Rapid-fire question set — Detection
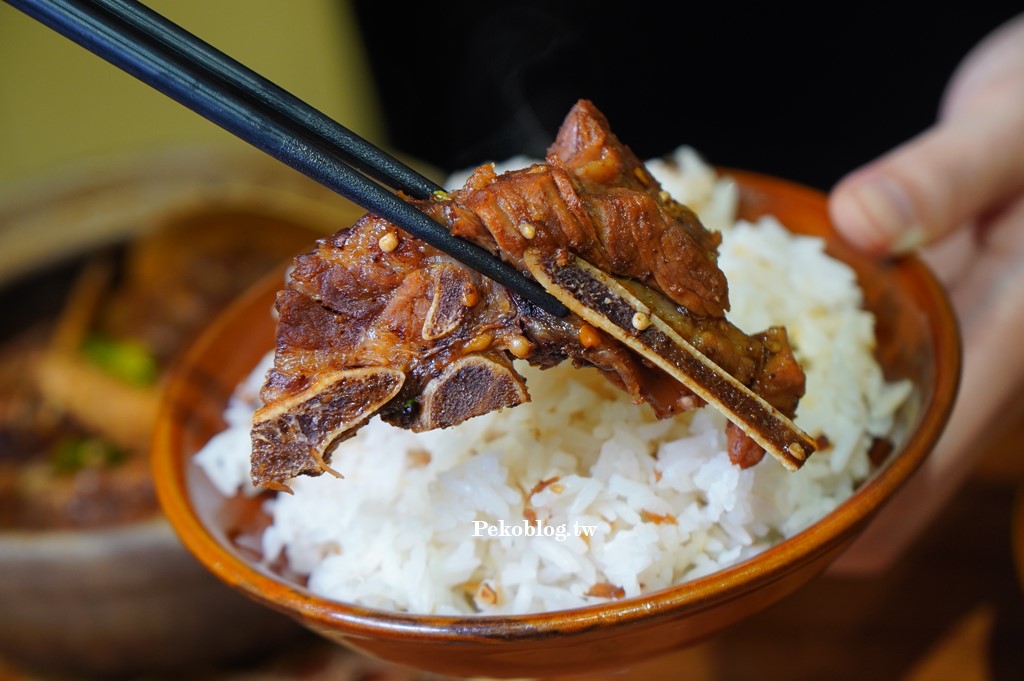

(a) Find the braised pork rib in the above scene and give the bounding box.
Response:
[251,100,813,489]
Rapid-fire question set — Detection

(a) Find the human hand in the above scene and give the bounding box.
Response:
[828,14,1024,574]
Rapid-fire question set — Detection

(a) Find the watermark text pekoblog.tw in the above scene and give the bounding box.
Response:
[471,519,597,543]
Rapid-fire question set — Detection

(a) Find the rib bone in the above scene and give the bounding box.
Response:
[251,366,405,487]
[524,249,816,471]
[413,354,529,431]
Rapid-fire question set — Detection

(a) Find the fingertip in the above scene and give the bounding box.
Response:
[828,179,894,256]
[829,174,925,256]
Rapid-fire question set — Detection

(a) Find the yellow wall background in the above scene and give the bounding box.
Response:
[0,0,384,186]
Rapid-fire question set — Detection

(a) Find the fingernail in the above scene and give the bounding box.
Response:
[850,177,925,254]
[890,224,928,254]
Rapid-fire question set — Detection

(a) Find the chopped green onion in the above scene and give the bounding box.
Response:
[81,334,158,385]
[51,436,126,474]
[401,397,419,417]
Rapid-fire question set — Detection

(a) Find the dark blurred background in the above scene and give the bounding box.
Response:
[353,2,1021,190]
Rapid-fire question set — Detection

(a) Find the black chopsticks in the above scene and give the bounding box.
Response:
[85,0,443,202]
[6,0,569,317]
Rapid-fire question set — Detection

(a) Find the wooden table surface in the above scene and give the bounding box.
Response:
[3,418,1022,681]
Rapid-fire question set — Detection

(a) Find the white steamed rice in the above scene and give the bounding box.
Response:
[195,148,912,615]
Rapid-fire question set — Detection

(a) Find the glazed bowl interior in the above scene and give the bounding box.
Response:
[153,170,960,679]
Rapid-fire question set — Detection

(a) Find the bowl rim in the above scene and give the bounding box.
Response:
[152,169,960,640]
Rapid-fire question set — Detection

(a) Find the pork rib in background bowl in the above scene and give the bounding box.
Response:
[0,148,369,677]
[152,164,960,679]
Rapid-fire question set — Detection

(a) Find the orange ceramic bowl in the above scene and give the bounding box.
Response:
[152,170,960,679]
[1014,485,1024,591]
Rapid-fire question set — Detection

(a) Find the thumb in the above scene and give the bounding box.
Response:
[829,108,1024,255]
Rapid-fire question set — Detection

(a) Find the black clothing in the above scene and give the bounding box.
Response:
[353,3,1019,190]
